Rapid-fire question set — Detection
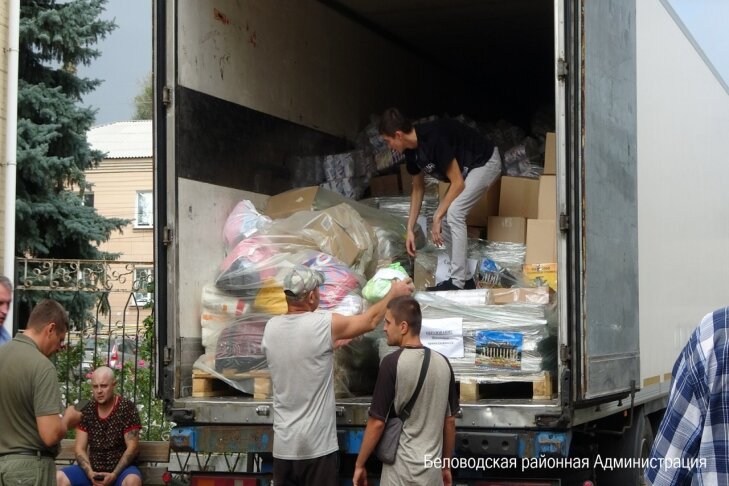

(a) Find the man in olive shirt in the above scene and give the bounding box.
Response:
[0,299,82,485]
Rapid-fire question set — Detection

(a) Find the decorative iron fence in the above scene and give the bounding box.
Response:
[16,258,170,441]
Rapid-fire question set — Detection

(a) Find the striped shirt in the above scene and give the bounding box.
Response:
[645,307,729,485]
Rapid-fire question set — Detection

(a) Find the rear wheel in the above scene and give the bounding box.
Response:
[596,408,653,485]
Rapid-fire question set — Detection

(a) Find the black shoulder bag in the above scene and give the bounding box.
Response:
[375,347,431,464]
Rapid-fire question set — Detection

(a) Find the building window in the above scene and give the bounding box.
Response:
[82,193,94,208]
[135,191,153,228]
[133,267,153,306]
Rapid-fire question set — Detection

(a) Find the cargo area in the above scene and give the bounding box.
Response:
[163,0,564,425]
[154,1,729,479]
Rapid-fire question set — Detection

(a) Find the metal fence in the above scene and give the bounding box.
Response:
[16,258,169,441]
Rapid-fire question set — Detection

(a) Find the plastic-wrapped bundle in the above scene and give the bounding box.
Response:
[483,120,522,157]
[288,154,326,186]
[360,191,438,237]
[322,150,373,181]
[217,247,364,312]
[201,284,254,319]
[194,312,272,397]
[320,177,369,200]
[330,293,368,316]
[503,137,542,178]
[222,200,273,251]
[355,116,405,174]
[195,311,382,398]
[415,292,557,379]
[297,252,365,310]
[413,241,526,290]
[214,315,269,373]
[272,187,426,266]
[266,204,378,277]
[469,240,527,288]
[216,236,283,294]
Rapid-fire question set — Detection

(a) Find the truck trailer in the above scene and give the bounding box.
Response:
[153,0,729,483]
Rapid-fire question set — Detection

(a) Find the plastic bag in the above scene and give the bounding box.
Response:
[362,263,410,303]
[222,200,272,250]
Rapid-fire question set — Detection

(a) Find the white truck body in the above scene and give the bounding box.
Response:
[154,0,729,481]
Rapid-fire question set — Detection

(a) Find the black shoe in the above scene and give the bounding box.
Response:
[463,278,476,290]
[426,278,461,291]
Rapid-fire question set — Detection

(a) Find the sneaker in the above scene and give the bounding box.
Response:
[426,279,461,291]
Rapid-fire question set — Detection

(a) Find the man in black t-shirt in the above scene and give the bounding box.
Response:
[379,108,502,291]
[57,367,142,486]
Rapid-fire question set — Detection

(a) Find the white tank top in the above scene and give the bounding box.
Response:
[262,311,338,459]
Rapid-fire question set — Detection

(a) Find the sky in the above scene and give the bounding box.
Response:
[668,0,729,86]
[78,0,727,127]
[79,0,152,127]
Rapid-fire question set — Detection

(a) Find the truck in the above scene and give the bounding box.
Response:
[153,0,729,483]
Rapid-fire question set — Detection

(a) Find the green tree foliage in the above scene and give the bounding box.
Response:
[17,0,130,325]
[133,72,153,120]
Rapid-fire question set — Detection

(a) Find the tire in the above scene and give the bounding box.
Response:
[596,408,654,485]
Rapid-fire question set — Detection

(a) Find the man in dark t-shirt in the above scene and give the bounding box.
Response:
[379,108,502,291]
[57,366,142,486]
[353,296,459,485]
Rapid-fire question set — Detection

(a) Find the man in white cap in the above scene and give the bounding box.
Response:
[261,265,414,486]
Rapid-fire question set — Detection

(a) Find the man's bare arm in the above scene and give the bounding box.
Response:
[110,428,140,479]
[36,406,82,447]
[73,429,94,477]
[331,279,414,341]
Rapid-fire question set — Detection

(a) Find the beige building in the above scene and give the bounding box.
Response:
[86,120,153,324]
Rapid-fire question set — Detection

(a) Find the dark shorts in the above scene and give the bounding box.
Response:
[273,450,339,486]
[60,465,142,486]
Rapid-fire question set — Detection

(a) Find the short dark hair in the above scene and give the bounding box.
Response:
[387,295,422,335]
[379,108,412,136]
[27,299,69,333]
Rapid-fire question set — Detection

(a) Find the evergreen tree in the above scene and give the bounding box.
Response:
[133,72,153,120]
[17,0,130,327]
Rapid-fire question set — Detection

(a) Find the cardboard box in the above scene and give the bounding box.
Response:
[537,175,557,220]
[302,209,361,266]
[439,177,501,226]
[400,163,413,195]
[525,219,557,264]
[264,187,322,219]
[544,132,556,175]
[499,176,540,219]
[487,216,526,243]
[491,287,551,305]
[523,263,557,291]
[369,174,400,196]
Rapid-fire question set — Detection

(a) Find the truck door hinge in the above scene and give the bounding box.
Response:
[161,86,172,107]
[557,59,569,81]
[559,213,570,232]
[163,346,172,365]
[162,226,173,246]
[560,344,572,362]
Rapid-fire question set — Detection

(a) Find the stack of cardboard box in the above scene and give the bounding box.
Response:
[485,132,557,290]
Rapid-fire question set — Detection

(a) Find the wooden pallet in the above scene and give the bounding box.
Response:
[192,369,271,399]
[458,371,553,401]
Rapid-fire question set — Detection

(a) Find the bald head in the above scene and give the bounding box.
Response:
[91,366,117,406]
[92,366,115,383]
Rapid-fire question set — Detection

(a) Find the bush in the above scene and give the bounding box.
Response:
[56,309,171,441]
